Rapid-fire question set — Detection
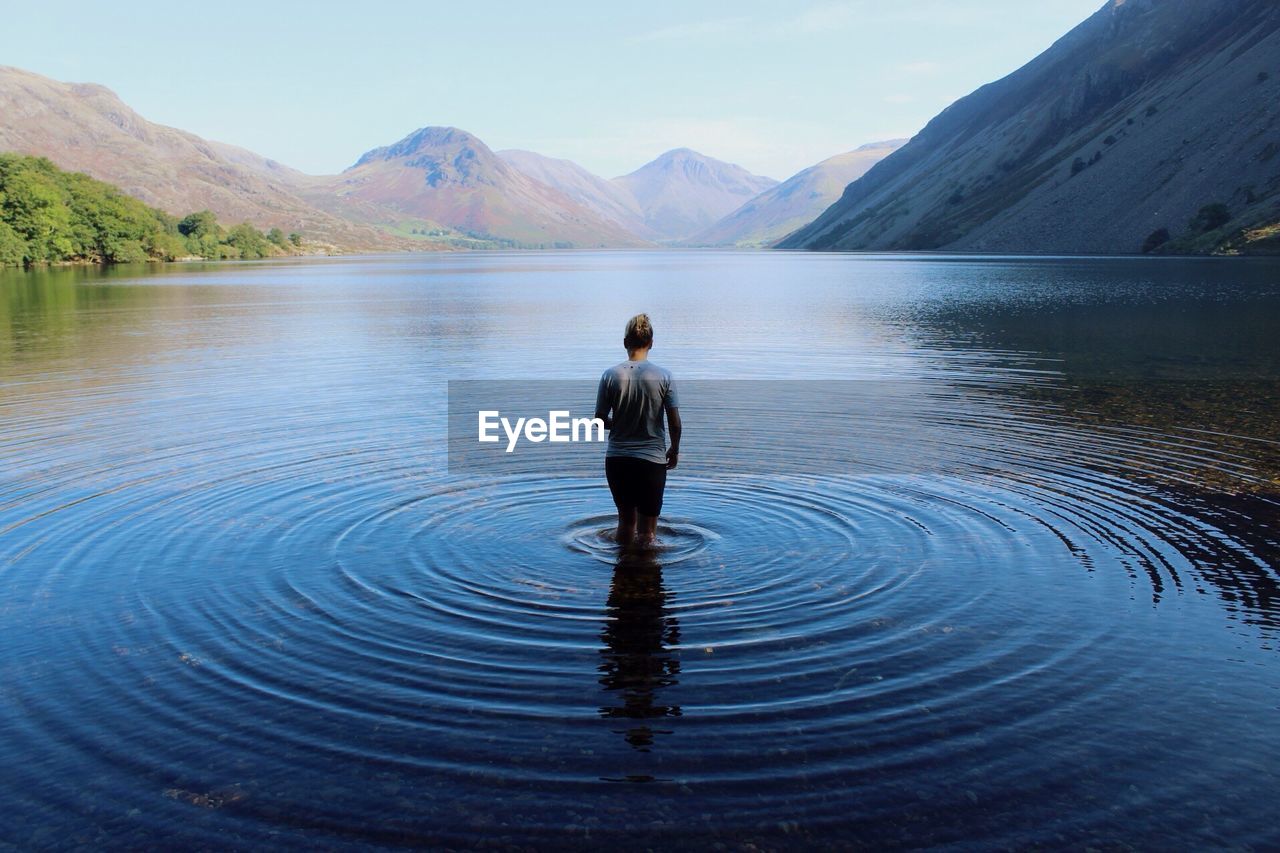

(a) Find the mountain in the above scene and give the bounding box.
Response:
[0,67,649,251]
[0,65,401,251]
[689,140,905,247]
[498,149,654,239]
[781,0,1280,255]
[613,149,778,242]
[298,128,649,248]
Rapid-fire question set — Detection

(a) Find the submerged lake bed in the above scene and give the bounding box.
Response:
[1,251,1277,849]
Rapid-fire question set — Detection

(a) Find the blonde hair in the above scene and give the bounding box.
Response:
[624,313,653,351]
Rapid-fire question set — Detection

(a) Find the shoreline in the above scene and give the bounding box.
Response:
[5,243,1280,273]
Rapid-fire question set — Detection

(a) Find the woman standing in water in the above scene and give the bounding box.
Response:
[594,314,681,550]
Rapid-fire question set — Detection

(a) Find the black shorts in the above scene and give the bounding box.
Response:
[605,456,668,517]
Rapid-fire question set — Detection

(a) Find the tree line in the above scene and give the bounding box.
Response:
[0,153,302,268]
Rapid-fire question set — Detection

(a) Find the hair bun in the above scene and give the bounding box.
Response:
[624,313,654,350]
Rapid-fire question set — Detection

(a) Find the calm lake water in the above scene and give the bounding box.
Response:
[1,251,1277,849]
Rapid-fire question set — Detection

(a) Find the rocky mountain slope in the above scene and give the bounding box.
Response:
[0,65,403,251]
[613,149,778,242]
[689,140,904,247]
[781,0,1280,255]
[498,149,654,239]
[295,128,649,248]
[0,67,650,250]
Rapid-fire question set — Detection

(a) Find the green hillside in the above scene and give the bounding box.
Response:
[0,153,300,268]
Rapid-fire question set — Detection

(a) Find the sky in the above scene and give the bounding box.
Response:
[7,0,1105,181]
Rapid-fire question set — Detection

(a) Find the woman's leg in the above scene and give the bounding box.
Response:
[634,512,659,549]
[632,461,668,549]
[615,506,637,545]
[605,457,637,545]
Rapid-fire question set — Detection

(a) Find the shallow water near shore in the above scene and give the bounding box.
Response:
[1,251,1278,849]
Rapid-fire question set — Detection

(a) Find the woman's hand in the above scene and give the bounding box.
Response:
[665,407,681,470]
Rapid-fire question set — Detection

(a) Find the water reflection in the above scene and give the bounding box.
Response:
[598,551,682,759]
[2,253,1279,847]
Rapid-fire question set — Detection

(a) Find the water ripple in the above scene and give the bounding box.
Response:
[2,255,1278,848]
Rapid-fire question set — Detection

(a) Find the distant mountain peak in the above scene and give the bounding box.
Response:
[688,140,905,247]
[347,126,505,190]
[352,126,480,169]
[613,149,779,241]
[631,147,774,181]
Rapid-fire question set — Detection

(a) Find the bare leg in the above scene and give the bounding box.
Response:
[615,506,636,547]
[633,513,659,550]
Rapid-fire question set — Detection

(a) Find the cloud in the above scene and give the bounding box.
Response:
[632,16,754,43]
[632,2,869,45]
[788,2,862,34]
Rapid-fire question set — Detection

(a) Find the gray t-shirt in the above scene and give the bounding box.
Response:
[595,360,679,464]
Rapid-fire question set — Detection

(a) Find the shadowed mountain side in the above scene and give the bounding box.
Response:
[613,148,778,242]
[498,149,656,240]
[687,140,905,247]
[779,0,1280,255]
[0,66,409,252]
[296,128,651,248]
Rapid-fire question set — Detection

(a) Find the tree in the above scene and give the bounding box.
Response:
[146,231,189,261]
[187,232,223,259]
[0,220,26,266]
[178,210,221,239]
[288,232,303,247]
[0,154,268,267]
[267,227,289,249]
[1141,228,1170,254]
[1190,203,1231,234]
[100,237,150,263]
[226,222,274,259]
[0,157,75,262]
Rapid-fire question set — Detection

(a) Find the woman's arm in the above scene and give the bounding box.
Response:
[665,406,681,469]
[594,373,613,430]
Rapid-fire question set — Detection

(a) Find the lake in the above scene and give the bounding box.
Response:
[1,251,1277,849]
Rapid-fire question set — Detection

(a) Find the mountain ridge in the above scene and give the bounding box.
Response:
[497,148,654,238]
[688,140,905,247]
[0,65,405,252]
[296,126,650,248]
[780,0,1280,254]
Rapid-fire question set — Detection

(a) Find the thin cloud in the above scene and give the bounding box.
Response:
[632,3,868,45]
[631,16,754,43]
[788,2,862,34]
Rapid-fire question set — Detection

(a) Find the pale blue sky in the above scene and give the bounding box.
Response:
[9,0,1104,180]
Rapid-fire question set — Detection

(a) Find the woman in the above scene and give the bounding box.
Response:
[594,313,681,550]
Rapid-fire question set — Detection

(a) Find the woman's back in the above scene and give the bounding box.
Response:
[597,359,678,465]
